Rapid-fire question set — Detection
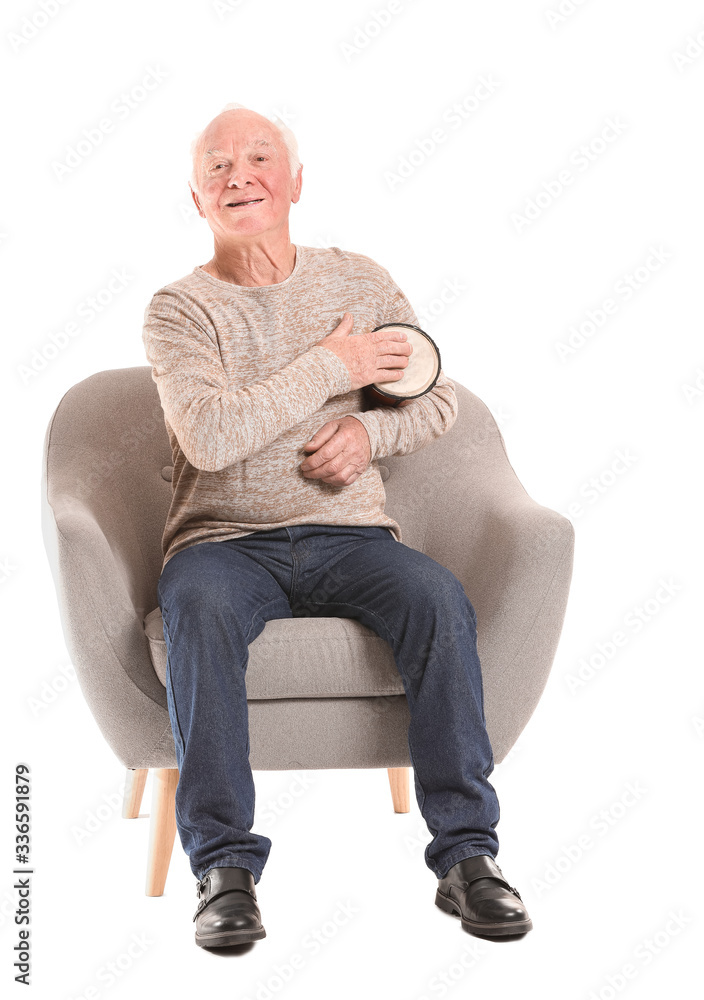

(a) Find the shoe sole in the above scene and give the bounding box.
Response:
[435,889,533,937]
[196,926,266,948]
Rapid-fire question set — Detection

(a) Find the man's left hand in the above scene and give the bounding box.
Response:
[300,415,371,487]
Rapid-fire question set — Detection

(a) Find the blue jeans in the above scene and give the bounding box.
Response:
[157,524,500,883]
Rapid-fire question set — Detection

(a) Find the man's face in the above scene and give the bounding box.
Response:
[190,110,302,240]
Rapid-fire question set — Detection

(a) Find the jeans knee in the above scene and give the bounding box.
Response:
[159,568,225,618]
[425,567,476,627]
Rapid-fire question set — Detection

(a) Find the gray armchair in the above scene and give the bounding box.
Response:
[41,367,574,896]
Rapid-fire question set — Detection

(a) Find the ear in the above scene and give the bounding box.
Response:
[291,164,303,205]
[189,183,206,218]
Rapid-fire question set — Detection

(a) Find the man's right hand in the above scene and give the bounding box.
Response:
[316,313,413,392]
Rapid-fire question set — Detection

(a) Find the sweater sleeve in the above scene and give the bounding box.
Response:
[142,289,353,472]
[340,270,458,462]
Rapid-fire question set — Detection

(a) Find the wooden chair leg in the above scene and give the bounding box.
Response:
[145,768,179,896]
[387,767,410,813]
[122,768,148,818]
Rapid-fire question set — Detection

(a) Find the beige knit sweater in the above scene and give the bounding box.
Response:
[142,244,458,570]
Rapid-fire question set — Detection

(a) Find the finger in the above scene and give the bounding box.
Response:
[301,451,340,477]
[380,353,409,367]
[301,439,344,472]
[376,328,408,342]
[303,464,338,480]
[302,445,348,477]
[384,339,413,355]
[303,422,338,452]
[301,462,326,479]
[321,463,360,487]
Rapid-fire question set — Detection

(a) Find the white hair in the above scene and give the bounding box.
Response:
[189,102,301,194]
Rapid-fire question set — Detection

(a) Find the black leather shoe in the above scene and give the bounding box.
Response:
[435,854,532,938]
[193,867,266,948]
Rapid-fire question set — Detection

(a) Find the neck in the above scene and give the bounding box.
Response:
[205,236,296,287]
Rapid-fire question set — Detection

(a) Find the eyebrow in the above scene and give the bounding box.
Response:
[202,138,277,161]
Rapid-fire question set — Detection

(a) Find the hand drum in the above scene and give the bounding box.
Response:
[363,323,441,408]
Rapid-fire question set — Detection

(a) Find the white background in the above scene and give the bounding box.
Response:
[3,0,703,998]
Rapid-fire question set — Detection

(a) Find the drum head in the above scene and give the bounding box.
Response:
[371,323,441,400]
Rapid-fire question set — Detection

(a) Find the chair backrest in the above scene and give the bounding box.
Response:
[41,367,493,619]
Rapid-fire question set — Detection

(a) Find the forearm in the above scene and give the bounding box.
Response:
[180,348,351,471]
[143,293,352,471]
[341,372,458,462]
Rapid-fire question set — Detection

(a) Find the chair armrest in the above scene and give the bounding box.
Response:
[407,386,573,626]
[425,480,574,661]
[41,495,171,767]
[400,387,575,759]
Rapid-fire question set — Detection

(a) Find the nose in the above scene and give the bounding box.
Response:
[227,172,250,187]
[225,158,253,187]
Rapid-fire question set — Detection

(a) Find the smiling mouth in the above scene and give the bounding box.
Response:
[227,199,264,209]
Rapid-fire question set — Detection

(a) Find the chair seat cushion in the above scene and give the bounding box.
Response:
[143,607,407,701]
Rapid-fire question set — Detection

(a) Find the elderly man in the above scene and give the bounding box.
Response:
[142,103,532,949]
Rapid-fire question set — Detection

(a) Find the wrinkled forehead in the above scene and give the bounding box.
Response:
[199,118,282,164]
